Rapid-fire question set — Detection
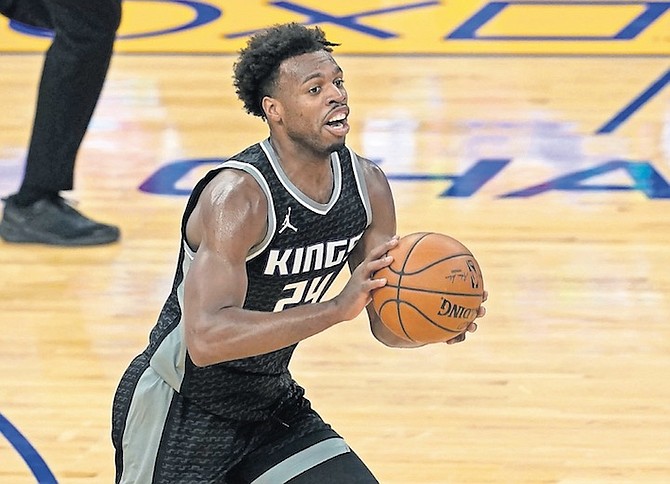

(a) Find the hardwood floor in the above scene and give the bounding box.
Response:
[1,47,669,484]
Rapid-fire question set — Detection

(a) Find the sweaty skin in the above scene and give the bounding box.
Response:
[182,50,484,367]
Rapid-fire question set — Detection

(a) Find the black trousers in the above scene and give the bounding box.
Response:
[0,0,122,193]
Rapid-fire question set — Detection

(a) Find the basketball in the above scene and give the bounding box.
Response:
[372,232,485,344]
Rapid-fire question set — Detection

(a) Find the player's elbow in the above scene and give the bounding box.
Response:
[184,321,221,367]
[185,333,214,367]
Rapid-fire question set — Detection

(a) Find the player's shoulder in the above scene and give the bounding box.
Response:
[200,165,266,213]
[206,141,268,195]
[349,150,388,184]
[229,141,266,163]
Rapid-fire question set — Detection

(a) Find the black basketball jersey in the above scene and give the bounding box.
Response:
[143,139,372,420]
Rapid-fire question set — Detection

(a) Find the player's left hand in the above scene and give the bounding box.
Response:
[446,290,487,345]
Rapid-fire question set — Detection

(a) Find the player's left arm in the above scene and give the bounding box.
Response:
[348,157,423,348]
[349,156,487,347]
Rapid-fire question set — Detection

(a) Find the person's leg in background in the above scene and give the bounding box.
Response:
[0,0,122,246]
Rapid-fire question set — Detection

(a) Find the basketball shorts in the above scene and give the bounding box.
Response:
[112,355,378,483]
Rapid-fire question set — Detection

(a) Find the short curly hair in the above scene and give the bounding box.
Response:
[233,23,339,119]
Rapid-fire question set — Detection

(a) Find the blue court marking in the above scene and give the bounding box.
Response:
[596,68,670,134]
[0,412,57,483]
[224,0,440,39]
[446,1,670,41]
[9,0,221,40]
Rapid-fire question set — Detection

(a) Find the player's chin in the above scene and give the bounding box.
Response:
[325,139,346,153]
[324,123,349,142]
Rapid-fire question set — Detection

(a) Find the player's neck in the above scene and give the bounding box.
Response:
[268,136,334,203]
[268,134,331,167]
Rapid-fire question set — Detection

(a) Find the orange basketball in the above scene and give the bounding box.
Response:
[372,232,485,344]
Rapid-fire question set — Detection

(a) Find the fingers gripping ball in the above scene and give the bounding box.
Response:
[372,232,485,344]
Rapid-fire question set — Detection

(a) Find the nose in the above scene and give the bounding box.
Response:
[328,83,346,104]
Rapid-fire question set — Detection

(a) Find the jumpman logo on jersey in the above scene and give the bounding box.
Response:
[278,206,298,234]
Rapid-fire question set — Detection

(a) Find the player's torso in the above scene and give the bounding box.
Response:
[240,139,371,314]
[154,140,372,419]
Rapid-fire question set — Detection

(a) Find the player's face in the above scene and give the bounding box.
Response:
[273,50,349,155]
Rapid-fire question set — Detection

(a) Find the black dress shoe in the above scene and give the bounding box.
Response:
[0,195,120,246]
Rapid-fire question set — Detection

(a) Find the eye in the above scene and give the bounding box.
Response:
[308,85,321,95]
[334,78,345,88]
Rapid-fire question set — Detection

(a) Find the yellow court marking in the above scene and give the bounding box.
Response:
[0,0,669,54]
[479,4,643,37]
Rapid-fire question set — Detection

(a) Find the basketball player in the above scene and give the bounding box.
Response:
[112,23,484,483]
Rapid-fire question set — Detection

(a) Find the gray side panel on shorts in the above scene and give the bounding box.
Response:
[118,366,174,484]
[251,438,351,484]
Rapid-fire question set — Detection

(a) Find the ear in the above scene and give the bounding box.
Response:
[262,96,282,122]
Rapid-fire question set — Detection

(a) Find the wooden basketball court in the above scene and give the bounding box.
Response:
[1,2,669,483]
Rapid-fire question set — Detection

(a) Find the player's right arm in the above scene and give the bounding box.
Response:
[182,168,397,367]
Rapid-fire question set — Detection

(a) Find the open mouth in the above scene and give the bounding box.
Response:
[325,111,349,130]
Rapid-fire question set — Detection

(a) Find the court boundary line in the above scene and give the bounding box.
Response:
[0,412,57,483]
